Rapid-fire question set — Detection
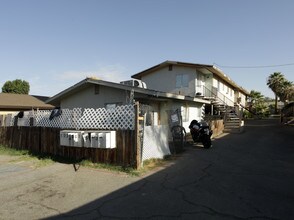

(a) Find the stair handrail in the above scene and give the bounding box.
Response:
[201,86,236,122]
[202,85,235,107]
[239,103,257,116]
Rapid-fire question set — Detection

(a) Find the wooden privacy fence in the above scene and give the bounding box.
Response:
[0,126,137,167]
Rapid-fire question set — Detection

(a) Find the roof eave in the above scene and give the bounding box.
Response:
[0,105,54,111]
[131,60,249,96]
[132,60,213,79]
[46,79,89,105]
[47,77,210,106]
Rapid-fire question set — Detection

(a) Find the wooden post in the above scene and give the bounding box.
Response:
[135,102,141,169]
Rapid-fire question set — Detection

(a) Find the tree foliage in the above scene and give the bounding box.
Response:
[277,80,294,103]
[267,72,294,113]
[247,90,269,118]
[1,79,30,94]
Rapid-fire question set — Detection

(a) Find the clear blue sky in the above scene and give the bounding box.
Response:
[0,0,293,98]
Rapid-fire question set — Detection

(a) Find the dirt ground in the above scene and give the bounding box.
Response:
[0,155,141,220]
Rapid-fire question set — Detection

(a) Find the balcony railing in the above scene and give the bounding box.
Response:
[196,85,235,107]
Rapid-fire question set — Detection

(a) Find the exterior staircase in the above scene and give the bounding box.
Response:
[223,112,243,133]
[201,86,243,133]
[211,99,227,113]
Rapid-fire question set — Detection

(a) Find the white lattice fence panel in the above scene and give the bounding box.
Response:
[35,109,74,128]
[5,111,33,126]
[17,111,34,126]
[77,105,135,130]
[71,108,83,128]
[8,113,18,126]
[142,125,171,161]
[5,105,134,130]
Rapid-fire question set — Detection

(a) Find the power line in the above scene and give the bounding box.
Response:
[213,62,294,69]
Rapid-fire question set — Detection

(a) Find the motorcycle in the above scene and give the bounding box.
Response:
[189,120,213,148]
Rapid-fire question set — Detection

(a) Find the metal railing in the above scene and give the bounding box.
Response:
[199,86,241,123]
[201,85,235,107]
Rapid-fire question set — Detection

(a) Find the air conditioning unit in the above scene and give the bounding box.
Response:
[120,79,147,89]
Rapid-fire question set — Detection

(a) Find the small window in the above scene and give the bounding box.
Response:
[105,102,122,109]
[94,85,100,94]
[169,64,173,71]
[105,103,117,109]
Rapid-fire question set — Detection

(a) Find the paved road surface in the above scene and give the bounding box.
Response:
[0,119,293,219]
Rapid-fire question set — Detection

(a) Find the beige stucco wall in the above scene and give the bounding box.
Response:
[139,65,242,107]
[60,85,128,109]
[212,77,235,106]
[158,100,203,131]
[0,111,19,115]
[234,91,247,106]
[140,65,200,97]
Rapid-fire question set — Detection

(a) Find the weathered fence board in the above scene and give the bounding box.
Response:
[0,127,136,167]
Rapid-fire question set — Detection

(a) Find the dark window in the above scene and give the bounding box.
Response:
[169,64,173,71]
[94,85,100,94]
[105,102,123,109]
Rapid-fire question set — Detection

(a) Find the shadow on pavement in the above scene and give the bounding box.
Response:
[44,119,294,220]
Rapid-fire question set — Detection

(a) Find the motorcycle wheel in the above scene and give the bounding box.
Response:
[202,136,212,149]
[191,133,197,142]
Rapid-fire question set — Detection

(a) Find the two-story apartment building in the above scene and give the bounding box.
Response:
[132,61,249,114]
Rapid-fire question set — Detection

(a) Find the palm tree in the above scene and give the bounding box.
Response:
[267,72,285,113]
[278,80,294,103]
[249,90,264,103]
[247,90,268,117]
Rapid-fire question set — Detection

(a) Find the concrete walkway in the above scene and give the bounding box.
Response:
[1,119,294,219]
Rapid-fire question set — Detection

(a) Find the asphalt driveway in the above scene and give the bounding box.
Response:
[0,119,293,220]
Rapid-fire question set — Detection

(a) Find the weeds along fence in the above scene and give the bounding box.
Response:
[0,127,136,167]
[0,104,140,168]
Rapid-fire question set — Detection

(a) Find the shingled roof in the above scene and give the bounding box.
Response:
[0,93,54,111]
